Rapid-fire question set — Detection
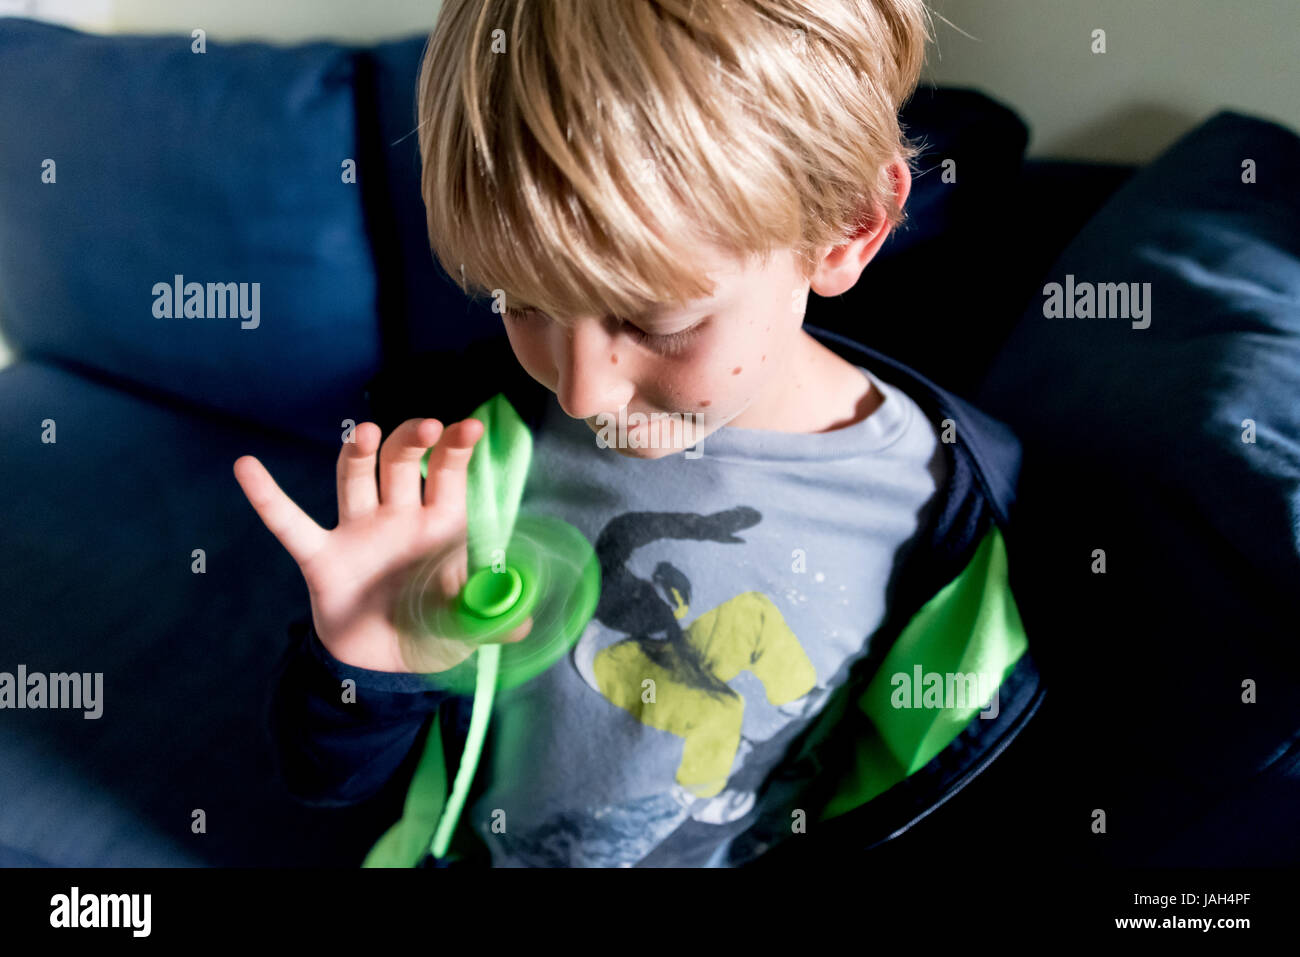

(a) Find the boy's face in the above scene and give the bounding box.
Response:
[502,244,812,460]
[502,161,910,460]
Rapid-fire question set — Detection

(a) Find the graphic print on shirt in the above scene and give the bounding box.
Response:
[574,506,818,800]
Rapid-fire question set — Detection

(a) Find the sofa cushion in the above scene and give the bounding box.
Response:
[976,110,1300,863]
[0,358,400,865]
[0,17,381,446]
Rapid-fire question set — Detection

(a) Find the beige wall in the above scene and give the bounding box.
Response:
[923,0,1300,163]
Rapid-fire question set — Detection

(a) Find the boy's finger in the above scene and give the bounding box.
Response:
[337,422,381,521]
[423,418,484,511]
[233,456,329,567]
[379,418,443,509]
[435,542,469,600]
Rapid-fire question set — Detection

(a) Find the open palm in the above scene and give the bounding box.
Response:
[234,417,531,675]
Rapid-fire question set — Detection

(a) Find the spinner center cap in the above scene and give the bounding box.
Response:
[460,565,523,619]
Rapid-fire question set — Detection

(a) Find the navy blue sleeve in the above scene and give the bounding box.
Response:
[266,614,457,808]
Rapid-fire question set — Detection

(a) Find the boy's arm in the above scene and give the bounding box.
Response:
[265,615,454,807]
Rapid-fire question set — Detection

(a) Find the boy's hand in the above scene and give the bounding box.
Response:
[233,418,532,674]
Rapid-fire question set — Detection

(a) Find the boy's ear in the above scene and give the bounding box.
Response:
[808,159,912,298]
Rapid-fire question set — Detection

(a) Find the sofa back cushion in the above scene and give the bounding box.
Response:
[0,18,381,445]
[976,110,1300,848]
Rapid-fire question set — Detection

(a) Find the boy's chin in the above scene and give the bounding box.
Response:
[603,442,683,460]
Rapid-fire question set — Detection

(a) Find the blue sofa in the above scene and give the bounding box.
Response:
[1,17,1296,867]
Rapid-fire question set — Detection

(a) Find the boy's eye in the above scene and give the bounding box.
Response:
[618,319,705,356]
[505,308,704,357]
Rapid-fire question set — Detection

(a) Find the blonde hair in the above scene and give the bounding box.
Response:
[417,0,932,324]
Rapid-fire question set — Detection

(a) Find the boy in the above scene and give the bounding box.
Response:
[236,0,1038,868]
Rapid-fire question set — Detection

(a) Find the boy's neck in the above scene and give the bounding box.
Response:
[727,329,881,434]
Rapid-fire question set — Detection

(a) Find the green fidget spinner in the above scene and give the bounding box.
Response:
[403,393,601,696]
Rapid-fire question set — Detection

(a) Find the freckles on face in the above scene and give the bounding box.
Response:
[678,347,750,425]
[688,279,795,413]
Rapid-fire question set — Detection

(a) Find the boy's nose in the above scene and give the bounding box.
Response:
[554,318,632,421]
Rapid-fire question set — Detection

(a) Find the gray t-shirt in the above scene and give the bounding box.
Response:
[466,363,947,866]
